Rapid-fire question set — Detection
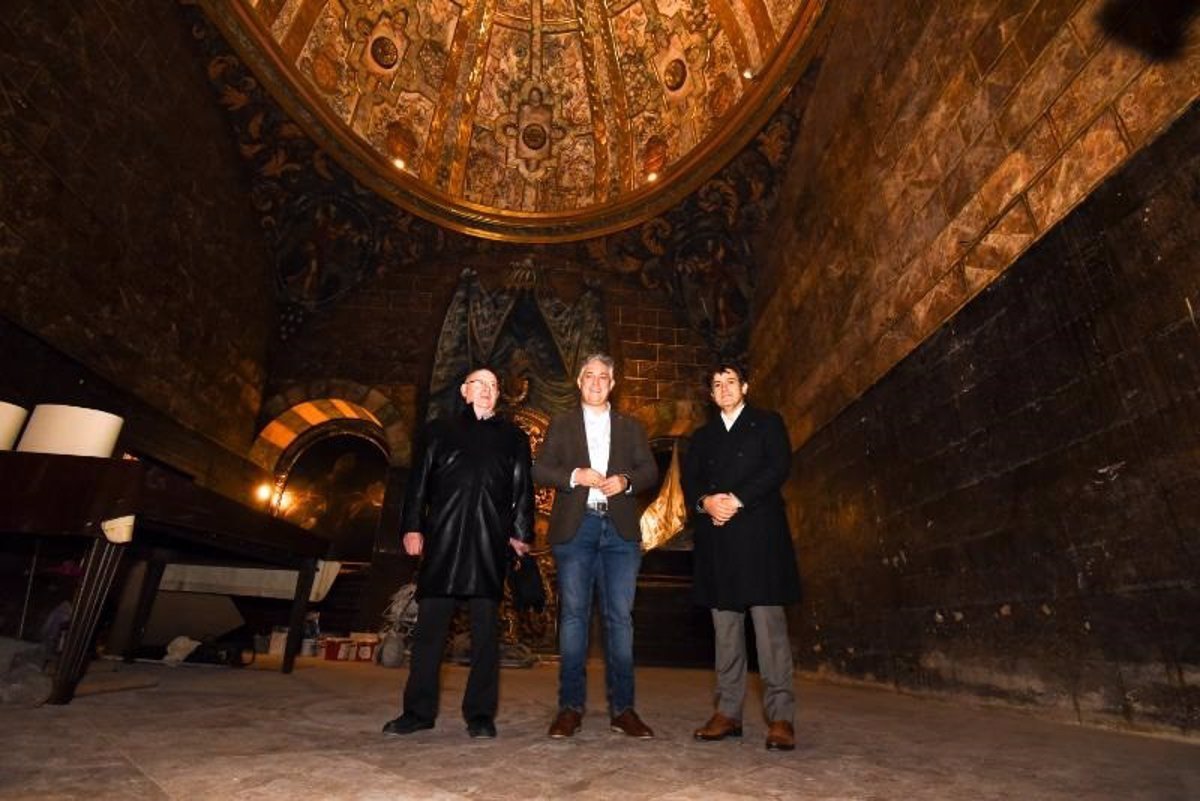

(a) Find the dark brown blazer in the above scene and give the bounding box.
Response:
[532,406,658,544]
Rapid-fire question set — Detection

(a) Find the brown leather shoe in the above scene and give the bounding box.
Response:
[765,720,795,751]
[548,708,582,738]
[693,711,743,741]
[609,708,654,739]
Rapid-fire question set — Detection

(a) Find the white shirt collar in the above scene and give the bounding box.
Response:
[582,403,610,418]
[720,403,745,431]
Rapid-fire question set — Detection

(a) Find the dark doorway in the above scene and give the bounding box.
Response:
[276,433,389,562]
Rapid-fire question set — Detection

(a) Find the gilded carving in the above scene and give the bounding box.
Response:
[641,134,668,174]
[662,57,687,91]
[216,0,824,233]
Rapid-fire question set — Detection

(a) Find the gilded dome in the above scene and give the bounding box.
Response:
[202,0,827,240]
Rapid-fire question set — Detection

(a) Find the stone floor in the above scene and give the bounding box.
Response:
[1,656,1197,800]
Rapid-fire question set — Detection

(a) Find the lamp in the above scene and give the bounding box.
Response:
[0,401,28,450]
[16,404,124,457]
[16,404,134,543]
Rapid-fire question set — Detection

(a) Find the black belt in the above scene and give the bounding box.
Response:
[585,501,608,514]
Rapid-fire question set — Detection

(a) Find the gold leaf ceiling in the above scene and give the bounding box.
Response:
[201,0,827,241]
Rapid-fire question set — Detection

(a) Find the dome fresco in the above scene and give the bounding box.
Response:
[202,0,827,241]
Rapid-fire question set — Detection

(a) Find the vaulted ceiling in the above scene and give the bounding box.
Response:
[200,0,827,241]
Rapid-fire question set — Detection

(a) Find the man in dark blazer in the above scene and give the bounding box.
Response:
[533,353,658,739]
[682,363,801,751]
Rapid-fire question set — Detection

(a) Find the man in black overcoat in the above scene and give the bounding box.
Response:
[382,367,534,739]
[682,363,801,751]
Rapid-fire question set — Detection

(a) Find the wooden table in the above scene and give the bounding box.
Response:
[0,452,331,703]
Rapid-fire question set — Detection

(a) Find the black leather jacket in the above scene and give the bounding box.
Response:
[401,408,534,600]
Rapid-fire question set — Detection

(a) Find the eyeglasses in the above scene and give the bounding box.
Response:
[466,379,499,392]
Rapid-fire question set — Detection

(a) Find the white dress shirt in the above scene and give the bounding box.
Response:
[720,402,745,431]
[580,404,610,504]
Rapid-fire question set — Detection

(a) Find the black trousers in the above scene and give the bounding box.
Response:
[402,596,499,722]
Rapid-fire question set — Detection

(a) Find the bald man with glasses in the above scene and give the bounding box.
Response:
[383,367,534,740]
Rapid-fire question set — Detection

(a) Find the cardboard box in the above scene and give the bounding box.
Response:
[268,629,289,656]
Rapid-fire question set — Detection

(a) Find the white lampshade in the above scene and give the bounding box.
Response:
[0,402,28,450]
[16,404,124,457]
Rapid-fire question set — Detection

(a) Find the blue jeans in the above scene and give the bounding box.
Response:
[553,511,641,716]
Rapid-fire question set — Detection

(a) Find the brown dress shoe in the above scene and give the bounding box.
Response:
[765,720,795,751]
[693,711,743,741]
[548,708,582,738]
[609,708,654,739]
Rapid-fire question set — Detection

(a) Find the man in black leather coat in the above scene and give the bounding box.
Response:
[382,367,534,739]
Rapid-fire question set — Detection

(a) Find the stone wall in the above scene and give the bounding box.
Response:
[0,0,275,458]
[787,99,1199,732]
[266,259,451,396]
[753,0,1200,446]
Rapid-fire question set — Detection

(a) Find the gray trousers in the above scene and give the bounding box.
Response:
[711,606,795,723]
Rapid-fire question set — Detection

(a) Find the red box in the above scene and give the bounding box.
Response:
[322,638,378,661]
[322,638,353,660]
[351,641,377,662]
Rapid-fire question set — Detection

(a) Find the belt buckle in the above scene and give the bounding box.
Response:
[588,501,608,514]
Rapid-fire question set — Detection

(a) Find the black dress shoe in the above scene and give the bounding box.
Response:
[382,713,434,736]
[466,715,497,738]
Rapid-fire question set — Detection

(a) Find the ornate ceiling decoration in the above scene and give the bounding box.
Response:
[183,2,822,360]
[197,0,827,241]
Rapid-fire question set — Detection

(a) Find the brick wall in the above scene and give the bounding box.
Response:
[606,283,710,428]
[753,0,1200,447]
[787,99,1199,732]
[269,261,707,455]
[0,1,275,457]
